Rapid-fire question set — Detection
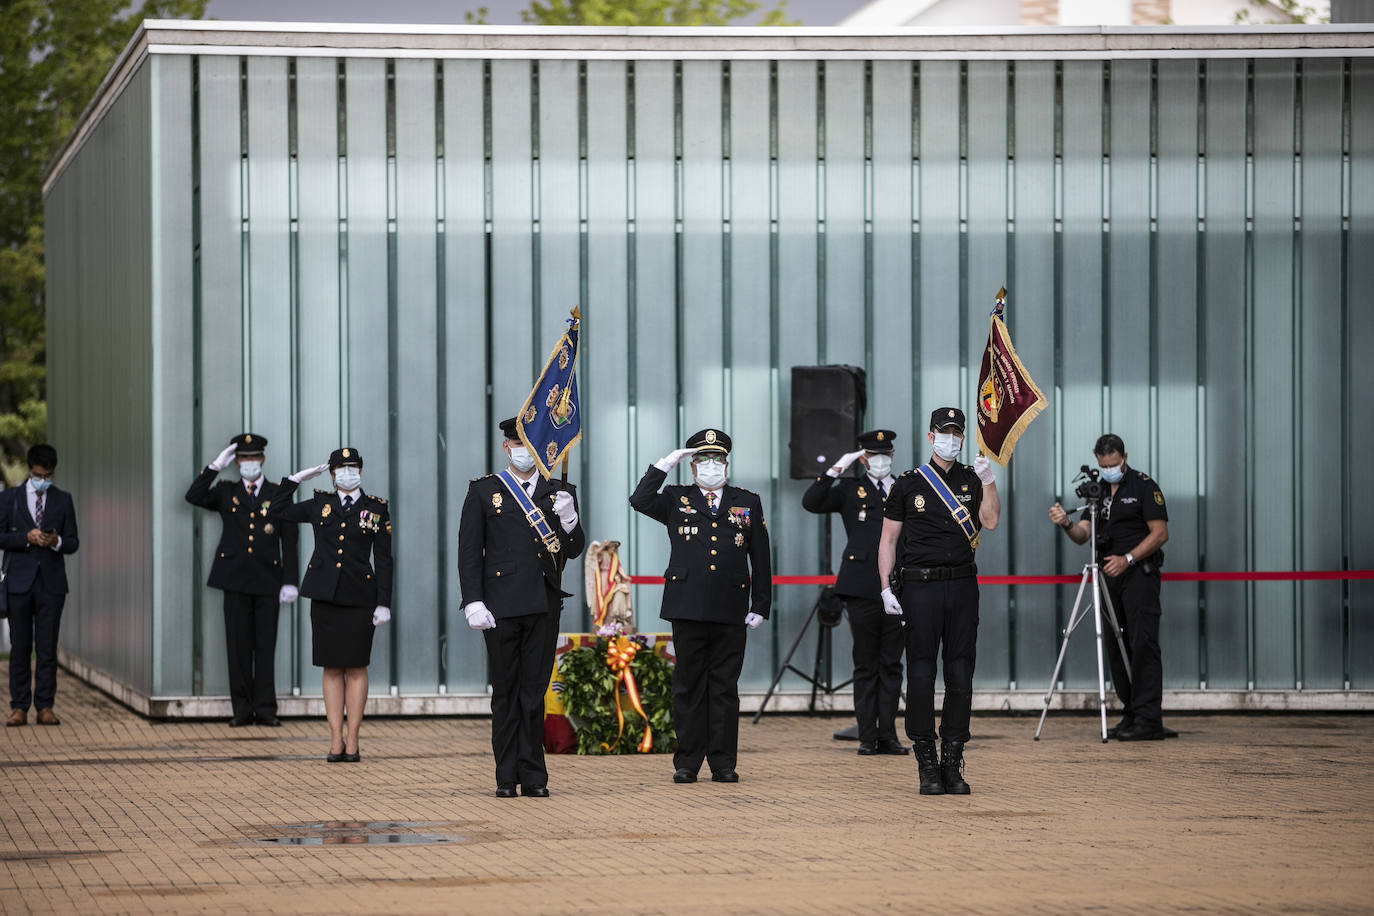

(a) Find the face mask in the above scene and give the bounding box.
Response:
[694,459,727,489]
[508,445,536,473]
[931,433,963,462]
[30,477,52,493]
[238,461,263,481]
[865,455,893,479]
[1098,463,1124,484]
[333,467,362,491]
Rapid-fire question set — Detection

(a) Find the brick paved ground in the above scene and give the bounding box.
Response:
[2,664,1372,915]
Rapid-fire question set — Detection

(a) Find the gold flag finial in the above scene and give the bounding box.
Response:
[995,286,1007,302]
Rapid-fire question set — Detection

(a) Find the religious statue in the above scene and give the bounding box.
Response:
[585,539,633,633]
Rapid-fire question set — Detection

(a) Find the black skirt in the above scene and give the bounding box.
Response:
[310,600,377,668]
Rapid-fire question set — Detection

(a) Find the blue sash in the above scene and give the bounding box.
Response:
[496,470,561,555]
[915,464,981,549]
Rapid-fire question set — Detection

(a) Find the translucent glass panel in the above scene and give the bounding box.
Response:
[49,52,1370,699]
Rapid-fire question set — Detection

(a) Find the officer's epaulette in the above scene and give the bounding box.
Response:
[729,485,759,498]
[899,468,917,477]
[314,489,332,498]
[1137,471,1152,481]
[370,495,387,505]
[470,473,495,483]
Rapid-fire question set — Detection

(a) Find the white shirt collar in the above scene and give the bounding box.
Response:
[336,487,361,501]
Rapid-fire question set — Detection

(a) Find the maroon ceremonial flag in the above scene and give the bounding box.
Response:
[976,288,1048,466]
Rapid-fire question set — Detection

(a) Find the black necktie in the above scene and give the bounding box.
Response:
[342,495,354,512]
[877,479,887,499]
[34,491,44,529]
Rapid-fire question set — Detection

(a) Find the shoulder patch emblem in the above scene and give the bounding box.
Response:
[1154,490,1164,505]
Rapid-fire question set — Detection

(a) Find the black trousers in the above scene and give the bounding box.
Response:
[670,620,747,774]
[483,609,558,788]
[844,596,904,743]
[223,591,280,720]
[900,577,980,743]
[1103,566,1164,725]
[7,585,66,711]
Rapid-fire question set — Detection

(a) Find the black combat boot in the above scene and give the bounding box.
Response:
[940,740,971,795]
[914,739,945,795]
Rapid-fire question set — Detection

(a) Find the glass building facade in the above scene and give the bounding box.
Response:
[42,23,1374,712]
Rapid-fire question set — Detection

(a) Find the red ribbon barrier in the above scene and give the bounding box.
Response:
[628,570,1374,586]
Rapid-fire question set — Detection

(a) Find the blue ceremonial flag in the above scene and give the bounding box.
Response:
[516,308,583,480]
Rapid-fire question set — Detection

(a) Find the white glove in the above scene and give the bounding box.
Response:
[745,612,764,630]
[654,447,698,472]
[288,463,329,484]
[827,449,866,477]
[464,601,496,630]
[552,490,578,533]
[372,606,390,626]
[278,585,299,603]
[208,442,238,471]
[881,588,903,616]
[973,455,996,486]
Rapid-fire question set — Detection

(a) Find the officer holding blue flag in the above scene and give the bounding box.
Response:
[877,408,1000,796]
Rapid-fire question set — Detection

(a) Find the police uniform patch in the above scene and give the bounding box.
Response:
[492,493,503,508]
[322,503,332,518]
[915,494,926,510]
[680,496,690,504]
[857,486,867,499]
[1154,490,1164,505]
[705,430,717,444]
[342,448,350,458]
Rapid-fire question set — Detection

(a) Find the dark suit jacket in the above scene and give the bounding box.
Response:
[185,467,299,596]
[629,466,771,625]
[268,481,392,608]
[0,484,80,595]
[458,474,585,618]
[801,474,889,601]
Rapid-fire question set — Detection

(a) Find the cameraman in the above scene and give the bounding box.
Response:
[1048,434,1171,742]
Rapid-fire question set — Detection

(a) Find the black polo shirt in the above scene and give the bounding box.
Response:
[883,461,984,568]
[1081,466,1168,557]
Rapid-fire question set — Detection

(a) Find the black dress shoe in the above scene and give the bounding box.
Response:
[1106,716,1134,739]
[257,715,282,727]
[710,769,740,783]
[343,746,361,762]
[521,785,550,798]
[495,784,518,798]
[1161,724,1179,738]
[672,768,698,784]
[326,748,346,763]
[875,739,910,756]
[856,741,877,756]
[228,715,253,727]
[1115,721,1167,741]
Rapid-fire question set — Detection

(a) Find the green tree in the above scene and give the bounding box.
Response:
[521,0,795,26]
[1234,0,1328,23]
[0,0,207,480]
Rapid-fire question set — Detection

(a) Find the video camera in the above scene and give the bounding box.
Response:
[1073,465,1110,502]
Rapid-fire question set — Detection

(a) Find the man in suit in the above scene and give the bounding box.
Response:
[629,428,771,784]
[4,444,80,727]
[459,417,585,798]
[185,433,300,727]
[802,428,907,756]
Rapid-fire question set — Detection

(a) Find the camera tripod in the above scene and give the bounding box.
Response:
[1033,501,1132,743]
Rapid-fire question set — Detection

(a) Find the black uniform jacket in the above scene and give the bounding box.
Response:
[801,474,888,601]
[883,462,984,569]
[268,481,392,608]
[457,474,586,618]
[629,466,772,625]
[0,485,80,595]
[1086,466,1168,563]
[185,468,299,596]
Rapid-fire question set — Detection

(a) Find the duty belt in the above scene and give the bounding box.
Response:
[901,563,978,582]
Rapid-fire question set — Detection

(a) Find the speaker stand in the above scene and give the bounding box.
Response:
[753,516,853,722]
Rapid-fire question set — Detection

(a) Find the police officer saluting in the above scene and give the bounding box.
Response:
[802,429,906,756]
[458,418,585,799]
[878,408,999,795]
[630,429,771,785]
[185,433,299,727]
[269,449,392,762]
[1049,434,1172,741]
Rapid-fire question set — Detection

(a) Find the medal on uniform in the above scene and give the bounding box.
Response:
[734,533,744,547]
[263,523,275,535]
[679,496,689,505]
[322,503,332,518]
[492,493,503,508]
[857,486,867,499]
[915,494,926,510]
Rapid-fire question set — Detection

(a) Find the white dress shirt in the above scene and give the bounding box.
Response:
[27,479,61,551]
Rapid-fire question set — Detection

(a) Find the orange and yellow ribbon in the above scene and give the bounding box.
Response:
[599,636,653,753]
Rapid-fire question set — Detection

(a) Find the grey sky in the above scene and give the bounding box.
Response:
[203,0,868,25]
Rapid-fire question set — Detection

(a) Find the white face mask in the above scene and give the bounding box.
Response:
[333,467,362,491]
[238,460,263,481]
[865,455,893,479]
[931,433,963,462]
[1098,463,1125,484]
[508,445,536,473]
[694,459,727,489]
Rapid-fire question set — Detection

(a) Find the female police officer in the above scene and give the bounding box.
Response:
[270,448,392,762]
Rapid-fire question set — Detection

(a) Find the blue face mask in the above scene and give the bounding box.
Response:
[238,460,263,481]
[334,467,362,491]
[30,477,52,493]
[1098,463,1125,484]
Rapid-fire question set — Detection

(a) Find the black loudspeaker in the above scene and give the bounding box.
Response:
[789,365,867,480]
